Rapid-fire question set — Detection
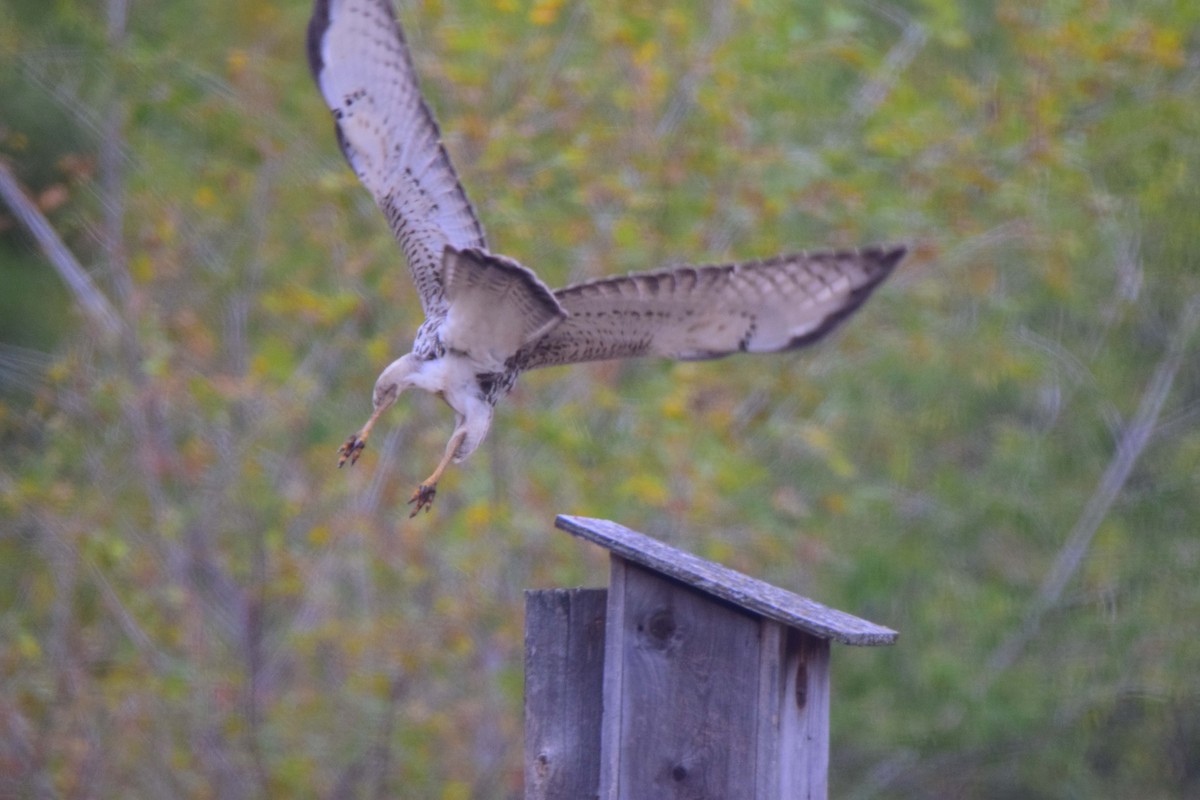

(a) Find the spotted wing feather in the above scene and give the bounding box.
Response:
[307,0,486,315]
[517,245,905,369]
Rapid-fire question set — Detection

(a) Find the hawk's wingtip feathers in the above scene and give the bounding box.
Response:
[306,0,333,81]
[307,0,487,317]
[780,244,906,351]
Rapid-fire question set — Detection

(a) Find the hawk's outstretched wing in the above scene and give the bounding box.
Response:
[517,246,905,369]
[308,0,486,315]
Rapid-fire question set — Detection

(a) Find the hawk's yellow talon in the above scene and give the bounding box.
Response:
[408,484,437,517]
[337,433,367,468]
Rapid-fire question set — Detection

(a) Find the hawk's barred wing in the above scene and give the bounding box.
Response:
[307,0,486,315]
[517,246,905,369]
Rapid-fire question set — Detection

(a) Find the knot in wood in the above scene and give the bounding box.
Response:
[637,607,678,649]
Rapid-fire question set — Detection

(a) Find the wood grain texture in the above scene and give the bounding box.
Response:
[757,623,831,800]
[784,632,831,799]
[525,588,608,800]
[598,558,628,800]
[556,516,898,646]
[603,559,764,799]
[754,621,786,800]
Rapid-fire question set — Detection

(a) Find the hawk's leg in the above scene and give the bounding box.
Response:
[408,428,468,517]
[337,403,389,467]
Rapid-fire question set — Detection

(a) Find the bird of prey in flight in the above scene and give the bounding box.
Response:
[307,0,905,516]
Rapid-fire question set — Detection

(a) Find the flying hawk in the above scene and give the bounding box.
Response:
[307,0,905,516]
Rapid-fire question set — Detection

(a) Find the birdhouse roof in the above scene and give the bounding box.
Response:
[556,515,898,646]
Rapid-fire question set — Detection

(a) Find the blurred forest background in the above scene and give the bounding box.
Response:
[2,0,1199,797]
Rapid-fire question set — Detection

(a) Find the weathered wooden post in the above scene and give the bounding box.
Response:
[525,515,897,800]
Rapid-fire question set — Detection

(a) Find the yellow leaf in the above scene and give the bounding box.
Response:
[821,493,846,515]
[17,631,41,660]
[530,0,563,26]
[131,252,154,282]
[634,39,659,67]
[194,185,217,210]
[226,48,248,79]
[308,525,331,547]
[1148,27,1184,68]
[619,473,669,505]
[450,630,473,658]
[464,501,492,528]
[660,393,687,421]
[367,337,391,364]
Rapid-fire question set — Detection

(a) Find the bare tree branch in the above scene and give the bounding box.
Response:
[0,160,122,340]
[655,0,735,139]
[982,293,1200,685]
[851,5,927,120]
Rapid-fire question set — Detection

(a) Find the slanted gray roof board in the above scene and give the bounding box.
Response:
[555,515,898,646]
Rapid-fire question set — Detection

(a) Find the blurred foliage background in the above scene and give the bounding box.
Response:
[2,0,1199,797]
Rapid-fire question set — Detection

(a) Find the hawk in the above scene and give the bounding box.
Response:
[307,0,905,516]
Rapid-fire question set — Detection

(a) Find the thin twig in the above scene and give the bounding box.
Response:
[85,557,173,673]
[37,514,172,673]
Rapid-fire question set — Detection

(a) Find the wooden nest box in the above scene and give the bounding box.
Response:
[525,516,897,800]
